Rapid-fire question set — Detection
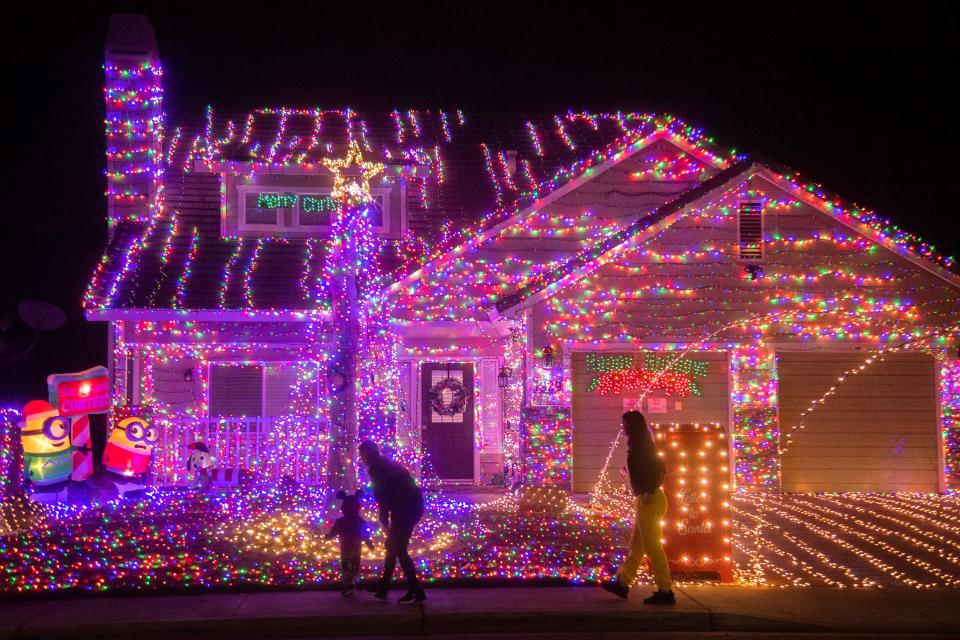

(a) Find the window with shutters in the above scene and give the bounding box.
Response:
[208,362,318,417]
[737,200,764,261]
[209,364,263,417]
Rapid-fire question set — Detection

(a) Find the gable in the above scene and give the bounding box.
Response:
[390,138,725,322]
[526,170,960,346]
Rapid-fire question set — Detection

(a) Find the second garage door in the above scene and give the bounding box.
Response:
[778,351,939,492]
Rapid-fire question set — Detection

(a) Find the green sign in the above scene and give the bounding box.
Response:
[254,193,337,211]
[302,195,336,213]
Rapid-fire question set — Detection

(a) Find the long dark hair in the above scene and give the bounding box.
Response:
[622,410,657,458]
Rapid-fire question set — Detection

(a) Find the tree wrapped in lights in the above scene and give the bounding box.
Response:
[316,142,408,489]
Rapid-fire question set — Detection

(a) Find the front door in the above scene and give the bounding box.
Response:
[421,362,474,480]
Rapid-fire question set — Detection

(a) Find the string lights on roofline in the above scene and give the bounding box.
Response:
[86,111,949,318]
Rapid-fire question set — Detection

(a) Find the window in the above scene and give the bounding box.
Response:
[737,200,764,261]
[237,186,390,235]
[242,192,295,227]
[209,364,263,417]
[208,363,318,417]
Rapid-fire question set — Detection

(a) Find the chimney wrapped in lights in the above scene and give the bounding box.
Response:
[104,15,163,230]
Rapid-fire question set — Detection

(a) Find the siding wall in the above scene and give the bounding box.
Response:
[539,173,959,346]
[570,351,729,493]
[778,351,939,492]
[538,172,957,492]
[393,139,716,322]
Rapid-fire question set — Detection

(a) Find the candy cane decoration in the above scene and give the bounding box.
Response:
[71,414,93,481]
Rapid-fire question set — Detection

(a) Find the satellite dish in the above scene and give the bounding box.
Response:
[17,300,67,332]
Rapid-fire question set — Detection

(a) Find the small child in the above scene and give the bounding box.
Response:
[325,489,374,596]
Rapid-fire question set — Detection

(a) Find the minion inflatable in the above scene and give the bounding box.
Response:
[21,400,72,485]
[103,416,158,478]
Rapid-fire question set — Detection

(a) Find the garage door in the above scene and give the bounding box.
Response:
[570,351,729,493]
[778,351,939,492]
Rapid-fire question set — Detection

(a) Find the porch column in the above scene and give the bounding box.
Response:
[938,352,960,493]
[729,344,780,491]
[520,341,573,492]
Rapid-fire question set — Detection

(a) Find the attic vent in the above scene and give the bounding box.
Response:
[737,200,764,261]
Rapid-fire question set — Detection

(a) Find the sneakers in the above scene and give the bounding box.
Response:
[643,589,676,605]
[397,587,427,604]
[364,583,389,600]
[601,578,674,605]
[600,578,629,599]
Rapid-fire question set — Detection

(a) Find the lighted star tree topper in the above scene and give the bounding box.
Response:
[319,142,407,489]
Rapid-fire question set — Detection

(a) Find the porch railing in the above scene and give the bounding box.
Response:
[150,416,328,486]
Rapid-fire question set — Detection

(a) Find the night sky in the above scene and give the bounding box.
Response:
[2,3,956,402]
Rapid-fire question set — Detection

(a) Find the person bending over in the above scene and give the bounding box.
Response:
[359,439,426,604]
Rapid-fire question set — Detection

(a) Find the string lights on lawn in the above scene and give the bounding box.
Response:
[730,493,960,588]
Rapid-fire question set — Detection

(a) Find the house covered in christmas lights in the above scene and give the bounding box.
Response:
[87,16,960,495]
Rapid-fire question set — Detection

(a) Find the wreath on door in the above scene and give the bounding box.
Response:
[429,377,468,416]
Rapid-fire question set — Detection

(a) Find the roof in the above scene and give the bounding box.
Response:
[85,111,736,313]
[492,154,960,318]
[390,135,730,323]
[85,110,957,317]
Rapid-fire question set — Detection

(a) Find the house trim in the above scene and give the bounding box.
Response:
[386,128,732,297]
[492,158,757,317]
[754,165,960,290]
[86,308,332,322]
[491,158,960,319]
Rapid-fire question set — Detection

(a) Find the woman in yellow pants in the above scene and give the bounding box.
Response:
[602,411,675,605]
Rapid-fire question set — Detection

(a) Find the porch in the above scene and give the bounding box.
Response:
[151,416,328,485]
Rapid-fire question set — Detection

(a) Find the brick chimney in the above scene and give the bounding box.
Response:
[104,15,163,235]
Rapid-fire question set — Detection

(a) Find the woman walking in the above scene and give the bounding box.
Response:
[602,410,675,604]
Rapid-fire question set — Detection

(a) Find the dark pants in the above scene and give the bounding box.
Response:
[340,542,361,589]
[381,511,422,590]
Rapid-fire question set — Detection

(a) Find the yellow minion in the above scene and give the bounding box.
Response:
[21,400,72,485]
[103,416,158,477]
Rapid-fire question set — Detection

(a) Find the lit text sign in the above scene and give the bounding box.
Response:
[47,367,110,416]
[255,193,337,212]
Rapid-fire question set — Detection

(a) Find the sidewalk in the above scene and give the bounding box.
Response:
[2,585,958,639]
